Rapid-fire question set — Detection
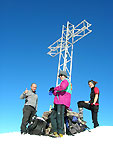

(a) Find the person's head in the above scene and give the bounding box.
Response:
[31,83,37,92]
[58,71,67,80]
[88,80,98,88]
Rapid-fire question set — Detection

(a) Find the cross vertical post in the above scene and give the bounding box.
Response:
[47,20,92,86]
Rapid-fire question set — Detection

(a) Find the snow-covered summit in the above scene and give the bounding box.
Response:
[0,126,113,150]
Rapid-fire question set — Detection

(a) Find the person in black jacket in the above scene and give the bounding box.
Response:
[77,80,99,128]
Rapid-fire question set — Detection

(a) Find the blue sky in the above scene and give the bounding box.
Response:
[0,0,113,133]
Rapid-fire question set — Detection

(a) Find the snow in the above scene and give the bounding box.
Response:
[0,126,113,150]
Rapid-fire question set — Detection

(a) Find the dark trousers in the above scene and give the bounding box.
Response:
[78,101,99,128]
[50,104,66,134]
[21,105,36,133]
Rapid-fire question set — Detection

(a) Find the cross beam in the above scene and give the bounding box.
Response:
[47,20,92,86]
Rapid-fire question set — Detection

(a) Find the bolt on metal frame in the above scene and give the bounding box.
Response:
[47,20,92,86]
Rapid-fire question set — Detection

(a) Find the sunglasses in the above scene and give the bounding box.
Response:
[59,74,63,77]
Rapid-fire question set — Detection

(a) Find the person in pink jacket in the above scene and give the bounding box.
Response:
[49,71,72,137]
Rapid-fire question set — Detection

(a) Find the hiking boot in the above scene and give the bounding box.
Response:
[59,134,63,137]
[49,132,59,137]
[94,123,99,128]
[54,132,59,137]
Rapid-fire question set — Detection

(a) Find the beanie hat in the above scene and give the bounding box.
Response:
[58,71,67,78]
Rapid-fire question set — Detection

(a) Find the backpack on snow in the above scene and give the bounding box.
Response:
[42,109,90,136]
[27,115,47,135]
[65,115,89,135]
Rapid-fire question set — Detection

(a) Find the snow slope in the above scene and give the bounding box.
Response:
[0,126,113,150]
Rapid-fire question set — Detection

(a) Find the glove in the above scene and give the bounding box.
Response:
[49,87,54,93]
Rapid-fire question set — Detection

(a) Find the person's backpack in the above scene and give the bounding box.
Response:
[27,115,47,135]
[65,115,89,135]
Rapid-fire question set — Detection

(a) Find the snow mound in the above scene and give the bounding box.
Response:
[0,126,113,150]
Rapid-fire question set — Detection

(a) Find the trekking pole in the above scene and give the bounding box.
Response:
[87,126,91,132]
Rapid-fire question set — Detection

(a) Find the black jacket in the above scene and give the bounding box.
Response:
[89,87,99,104]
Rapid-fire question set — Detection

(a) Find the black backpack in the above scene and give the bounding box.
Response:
[27,115,47,135]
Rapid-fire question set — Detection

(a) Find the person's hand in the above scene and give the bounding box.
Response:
[24,88,28,94]
[49,87,54,93]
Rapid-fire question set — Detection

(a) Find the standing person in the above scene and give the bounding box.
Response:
[77,80,99,128]
[49,71,72,137]
[20,83,38,134]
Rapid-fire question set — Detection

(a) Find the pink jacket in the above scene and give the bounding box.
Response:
[53,79,71,108]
